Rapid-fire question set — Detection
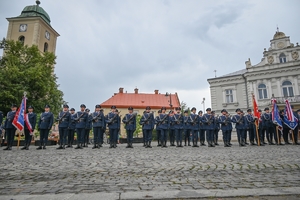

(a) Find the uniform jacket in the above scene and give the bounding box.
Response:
[202,113,215,130]
[140,112,155,130]
[188,113,199,130]
[74,111,88,129]
[122,113,136,131]
[231,114,247,130]
[92,111,105,128]
[219,115,232,131]
[86,114,93,129]
[183,115,191,130]
[4,111,17,129]
[155,113,169,130]
[106,112,120,129]
[171,113,184,129]
[245,114,255,129]
[69,113,77,130]
[214,116,220,131]
[262,113,273,128]
[25,112,37,131]
[38,112,54,130]
[198,115,204,130]
[57,111,71,128]
[155,115,161,130]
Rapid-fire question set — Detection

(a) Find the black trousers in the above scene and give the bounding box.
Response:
[265,126,275,143]
[156,129,161,143]
[199,129,205,142]
[169,129,175,144]
[59,127,68,145]
[6,128,16,147]
[40,129,50,146]
[24,129,32,146]
[84,129,90,144]
[68,129,75,145]
[93,127,104,144]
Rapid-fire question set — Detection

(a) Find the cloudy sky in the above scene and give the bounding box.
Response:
[0,0,299,111]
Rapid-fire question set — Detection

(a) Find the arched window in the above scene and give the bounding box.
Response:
[282,81,294,97]
[18,36,25,45]
[44,42,48,52]
[279,53,286,63]
[258,84,268,99]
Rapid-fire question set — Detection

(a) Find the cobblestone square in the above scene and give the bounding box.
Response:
[0,143,300,199]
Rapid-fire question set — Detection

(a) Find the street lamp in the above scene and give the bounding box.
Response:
[201,97,205,111]
[165,92,173,110]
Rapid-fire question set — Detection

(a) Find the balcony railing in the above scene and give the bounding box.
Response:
[257,95,300,106]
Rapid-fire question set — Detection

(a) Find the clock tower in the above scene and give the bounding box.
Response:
[5,0,59,54]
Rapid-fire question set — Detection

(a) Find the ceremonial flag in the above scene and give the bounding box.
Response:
[252,94,260,126]
[271,99,282,128]
[283,99,298,130]
[25,113,33,135]
[12,97,26,131]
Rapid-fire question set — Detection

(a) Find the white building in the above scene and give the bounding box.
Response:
[208,31,300,114]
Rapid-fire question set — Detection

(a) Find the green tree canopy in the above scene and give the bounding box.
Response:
[0,39,63,115]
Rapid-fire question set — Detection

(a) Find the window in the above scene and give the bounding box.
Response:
[282,81,294,97]
[279,53,286,63]
[258,84,268,99]
[44,42,48,52]
[225,89,233,103]
[18,36,25,45]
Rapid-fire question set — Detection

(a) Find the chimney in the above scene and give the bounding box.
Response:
[134,88,138,94]
[154,89,159,94]
[119,87,124,93]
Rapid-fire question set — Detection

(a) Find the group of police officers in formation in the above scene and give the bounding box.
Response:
[1,103,299,150]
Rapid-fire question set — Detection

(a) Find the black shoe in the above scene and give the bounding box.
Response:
[43,146,46,149]
[21,146,27,150]
[36,146,42,150]
[263,142,267,144]
[56,145,63,150]
[148,142,152,148]
[99,144,102,148]
[92,145,97,149]
[229,143,232,146]
[75,145,81,149]
[26,146,29,150]
[184,143,187,146]
[188,143,191,146]
[245,142,249,145]
[215,143,219,146]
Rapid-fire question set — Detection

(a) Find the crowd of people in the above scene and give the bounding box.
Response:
[0,103,299,151]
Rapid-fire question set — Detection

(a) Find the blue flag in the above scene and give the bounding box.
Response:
[283,99,298,130]
[272,99,282,128]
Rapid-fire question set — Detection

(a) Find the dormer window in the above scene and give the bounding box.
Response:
[279,53,287,63]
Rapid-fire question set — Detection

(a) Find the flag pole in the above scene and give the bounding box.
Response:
[252,93,260,146]
[255,123,260,146]
[17,92,27,150]
[291,130,295,144]
[276,126,280,144]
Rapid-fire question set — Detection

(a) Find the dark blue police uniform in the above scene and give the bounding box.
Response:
[37,106,54,149]
[188,110,199,147]
[3,107,17,150]
[171,109,184,147]
[106,106,120,148]
[22,106,37,150]
[57,105,71,149]
[183,111,191,146]
[67,108,76,147]
[155,110,162,146]
[261,109,274,145]
[232,110,247,146]
[92,105,105,148]
[155,108,169,148]
[202,111,215,147]
[122,107,136,148]
[74,104,88,149]
[140,107,155,148]
[219,111,231,147]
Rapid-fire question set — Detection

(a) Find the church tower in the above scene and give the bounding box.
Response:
[5,0,59,54]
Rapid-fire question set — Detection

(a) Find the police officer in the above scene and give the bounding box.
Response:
[155,110,162,146]
[262,107,275,145]
[198,111,205,146]
[122,107,136,148]
[74,104,89,149]
[56,104,71,149]
[212,111,220,146]
[156,107,169,148]
[280,109,290,145]
[83,108,92,147]
[140,106,155,148]
[183,110,191,146]
[219,109,231,147]
[245,109,257,145]
[232,108,247,147]
[169,111,176,146]
[189,107,199,147]
[67,108,76,148]
[202,108,215,147]
[92,105,105,149]
[258,109,266,145]
[21,105,37,150]
[106,106,120,148]
[172,107,184,147]
[3,104,17,150]
[37,105,54,150]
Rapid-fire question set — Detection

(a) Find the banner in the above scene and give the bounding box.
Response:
[283,99,298,130]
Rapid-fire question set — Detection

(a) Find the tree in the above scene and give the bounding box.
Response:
[0,39,63,115]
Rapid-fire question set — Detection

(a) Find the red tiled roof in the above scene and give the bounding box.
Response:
[100,92,180,109]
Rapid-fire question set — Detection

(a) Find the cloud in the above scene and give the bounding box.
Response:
[0,0,299,110]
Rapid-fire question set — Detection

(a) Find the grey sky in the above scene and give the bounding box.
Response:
[0,0,299,112]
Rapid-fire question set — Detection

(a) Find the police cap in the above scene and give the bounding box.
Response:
[111,105,116,109]
[221,109,227,113]
[63,104,69,108]
[128,107,133,110]
[45,105,50,108]
[247,109,252,112]
[146,106,151,110]
[70,108,75,111]
[161,107,166,110]
[95,104,101,108]
[11,104,17,108]
[264,107,269,111]
[191,107,196,111]
[85,108,90,112]
[235,108,241,112]
[28,105,34,109]
[206,108,211,111]
[80,104,86,108]
[175,107,181,111]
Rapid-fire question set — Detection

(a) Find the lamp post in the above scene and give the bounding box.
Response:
[165,92,173,110]
[201,97,205,111]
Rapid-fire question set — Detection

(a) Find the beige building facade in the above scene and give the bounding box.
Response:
[208,31,300,114]
[5,1,59,54]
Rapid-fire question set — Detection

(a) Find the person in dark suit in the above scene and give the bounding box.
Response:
[92,105,105,149]
[219,109,231,147]
[106,106,120,148]
[74,104,88,149]
[232,108,247,147]
[140,106,155,148]
[155,110,162,147]
[122,107,136,148]
[56,104,71,149]
[67,108,76,148]
[21,105,37,150]
[262,107,275,145]
[202,108,215,147]
[83,108,92,147]
[37,105,54,150]
[3,104,17,150]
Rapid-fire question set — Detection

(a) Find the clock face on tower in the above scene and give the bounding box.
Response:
[45,31,50,40]
[19,24,27,32]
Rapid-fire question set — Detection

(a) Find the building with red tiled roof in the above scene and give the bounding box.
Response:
[101,88,180,111]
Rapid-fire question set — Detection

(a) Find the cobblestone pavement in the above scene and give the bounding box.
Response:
[0,142,299,199]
